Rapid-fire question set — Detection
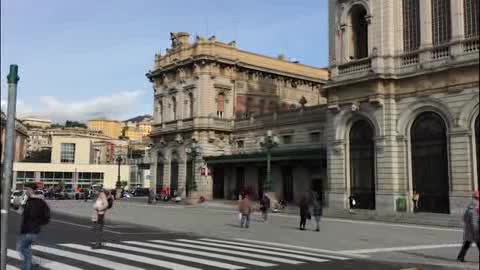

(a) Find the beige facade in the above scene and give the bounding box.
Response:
[21,117,52,129]
[147,32,328,198]
[13,162,131,190]
[88,119,123,139]
[325,0,479,214]
[1,111,29,163]
[51,136,94,164]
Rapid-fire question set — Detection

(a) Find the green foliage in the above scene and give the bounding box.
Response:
[65,120,87,128]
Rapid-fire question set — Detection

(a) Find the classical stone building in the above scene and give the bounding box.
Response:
[325,0,479,215]
[147,32,328,199]
[148,0,479,216]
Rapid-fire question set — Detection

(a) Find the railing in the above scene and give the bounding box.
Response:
[431,45,450,60]
[463,38,479,53]
[401,52,419,66]
[338,58,371,75]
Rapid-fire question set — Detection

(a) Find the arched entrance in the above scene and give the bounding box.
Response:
[476,115,479,190]
[349,119,376,210]
[411,112,449,213]
[170,151,180,197]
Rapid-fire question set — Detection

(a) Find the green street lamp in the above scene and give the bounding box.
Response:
[259,130,279,192]
[185,142,202,197]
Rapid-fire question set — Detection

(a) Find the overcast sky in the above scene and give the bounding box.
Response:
[1,0,329,123]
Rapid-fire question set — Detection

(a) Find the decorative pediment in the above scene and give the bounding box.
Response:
[214,83,232,91]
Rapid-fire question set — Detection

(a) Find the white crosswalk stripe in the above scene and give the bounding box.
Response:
[7,238,351,270]
[150,239,304,264]
[7,249,83,270]
[102,242,245,269]
[60,243,201,270]
[201,238,350,260]
[177,239,330,263]
[31,245,145,270]
[124,241,276,267]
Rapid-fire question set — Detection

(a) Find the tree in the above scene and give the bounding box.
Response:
[121,181,128,189]
[23,150,51,163]
[65,120,87,128]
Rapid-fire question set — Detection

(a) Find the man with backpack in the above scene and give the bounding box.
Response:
[18,183,50,270]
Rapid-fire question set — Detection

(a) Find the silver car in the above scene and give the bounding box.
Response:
[10,190,28,209]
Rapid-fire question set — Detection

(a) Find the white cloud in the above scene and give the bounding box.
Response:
[1,90,146,123]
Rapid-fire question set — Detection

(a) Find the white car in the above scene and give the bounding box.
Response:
[10,190,28,209]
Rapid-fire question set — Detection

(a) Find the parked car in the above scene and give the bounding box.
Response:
[53,190,69,200]
[64,189,75,199]
[10,190,28,209]
[132,188,150,197]
[74,189,90,200]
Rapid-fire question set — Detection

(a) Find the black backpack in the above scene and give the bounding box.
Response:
[107,197,114,209]
[39,201,51,225]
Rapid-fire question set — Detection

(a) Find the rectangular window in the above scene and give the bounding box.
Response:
[432,0,451,45]
[310,132,321,143]
[403,0,421,51]
[60,143,76,163]
[63,172,73,179]
[464,0,479,38]
[237,140,244,149]
[282,135,292,144]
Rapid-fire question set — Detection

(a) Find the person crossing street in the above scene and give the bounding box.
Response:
[456,191,479,263]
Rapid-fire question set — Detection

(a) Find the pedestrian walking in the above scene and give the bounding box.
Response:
[260,194,271,222]
[412,190,420,212]
[238,194,253,228]
[456,191,479,262]
[92,190,109,249]
[17,183,50,270]
[148,188,155,204]
[299,195,311,231]
[311,192,323,232]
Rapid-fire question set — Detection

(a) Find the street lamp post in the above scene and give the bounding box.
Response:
[259,130,279,193]
[185,142,202,198]
[115,155,123,198]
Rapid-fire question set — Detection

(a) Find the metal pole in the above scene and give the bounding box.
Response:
[265,149,271,192]
[1,65,20,270]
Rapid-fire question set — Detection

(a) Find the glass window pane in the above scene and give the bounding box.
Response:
[63,172,73,179]
[54,172,63,179]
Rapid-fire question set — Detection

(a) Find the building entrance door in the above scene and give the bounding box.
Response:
[282,167,294,202]
[212,166,225,199]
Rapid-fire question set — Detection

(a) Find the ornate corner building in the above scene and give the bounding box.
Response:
[147,0,479,215]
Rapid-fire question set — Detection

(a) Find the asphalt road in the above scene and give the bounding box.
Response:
[4,208,434,270]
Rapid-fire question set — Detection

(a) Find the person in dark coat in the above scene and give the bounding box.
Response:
[18,183,50,270]
[299,195,310,230]
[260,194,271,222]
[311,192,323,232]
[457,191,479,262]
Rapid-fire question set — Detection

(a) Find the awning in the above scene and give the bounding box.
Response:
[205,148,326,164]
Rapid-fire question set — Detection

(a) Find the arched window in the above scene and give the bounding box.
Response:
[171,97,177,121]
[411,112,449,213]
[464,0,479,38]
[349,119,375,210]
[432,0,451,45]
[217,93,225,118]
[258,99,265,115]
[349,5,369,59]
[475,115,479,190]
[403,0,421,51]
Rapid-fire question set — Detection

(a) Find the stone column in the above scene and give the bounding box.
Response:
[150,152,158,190]
[419,0,433,49]
[178,159,187,197]
[449,128,474,214]
[450,0,465,41]
[326,110,347,210]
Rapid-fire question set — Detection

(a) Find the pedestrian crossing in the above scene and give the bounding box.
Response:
[6,237,355,270]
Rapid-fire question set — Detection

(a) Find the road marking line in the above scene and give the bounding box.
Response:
[7,249,82,270]
[102,242,245,270]
[201,238,350,260]
[177,239,329,263]
[32,245,144,270]
[60,244,201,270]
[339,243,462,254]
[7,265,20,270]
[51,219,121,234]
[125,241,275,267]
[150,239,300,264]
[234,238,370,259]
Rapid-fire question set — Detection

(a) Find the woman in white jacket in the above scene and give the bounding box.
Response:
[92,191,108,249]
